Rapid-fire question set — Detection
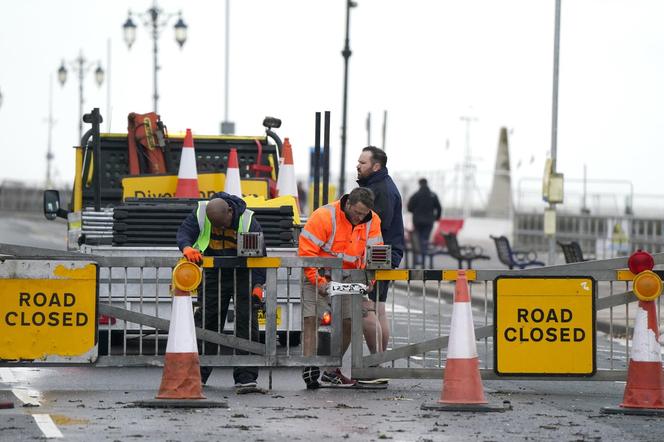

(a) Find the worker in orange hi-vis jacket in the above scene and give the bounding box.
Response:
[297,187,383,389]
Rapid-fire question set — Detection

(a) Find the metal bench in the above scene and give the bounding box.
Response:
[490,235,545,269]
[557,241,589,263]
[443,233,490,269]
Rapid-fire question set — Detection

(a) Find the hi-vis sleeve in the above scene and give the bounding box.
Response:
[298,208,333,286]
[366,212,384,248]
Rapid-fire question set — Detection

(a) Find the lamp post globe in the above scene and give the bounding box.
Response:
[174,14,188,48]
[123,14,137,49]
[94,64,105,87]
[57,62,67,86]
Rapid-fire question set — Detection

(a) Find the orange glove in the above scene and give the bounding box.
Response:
[252,286,264,303]
[183,246,203,264]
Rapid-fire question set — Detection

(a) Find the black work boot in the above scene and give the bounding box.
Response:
[302,366,321,390]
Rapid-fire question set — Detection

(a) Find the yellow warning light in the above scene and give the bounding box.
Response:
[633,270,662,302]
[172,260,202,292]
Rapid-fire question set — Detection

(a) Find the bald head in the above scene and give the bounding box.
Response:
[206,198,233,228]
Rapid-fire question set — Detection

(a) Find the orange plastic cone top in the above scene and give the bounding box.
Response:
[175,129,200,198]
[621,300,664,409]
[277,138,298,200]
[439,271,487,404]
[224,148,242,197]
[156,287,205,400]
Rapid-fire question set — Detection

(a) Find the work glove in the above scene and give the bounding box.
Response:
[183,246,203,264]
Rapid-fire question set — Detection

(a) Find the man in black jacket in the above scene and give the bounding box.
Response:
[357,146,405,354]
[177,192,265,391]
[407,178,442,267]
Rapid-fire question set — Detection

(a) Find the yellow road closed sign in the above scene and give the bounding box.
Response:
[0,260,98,363]
[494,276,595,376]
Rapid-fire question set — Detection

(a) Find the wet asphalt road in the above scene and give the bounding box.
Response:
[2,366,664,441]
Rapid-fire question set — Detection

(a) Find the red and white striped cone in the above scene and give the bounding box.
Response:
[421,271,508,412]
[175,129,200,198]
[224,148,242,197]
[440,271,486,404]
[277,138,297,201]
[156,287,205,400]
[621,300,664,408]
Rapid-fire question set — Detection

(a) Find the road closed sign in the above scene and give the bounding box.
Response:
[494,276,595,376]
[0,260,98,363]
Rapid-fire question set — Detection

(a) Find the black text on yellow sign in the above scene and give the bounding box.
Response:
[494,276,596,376]
[4,292,89,327]
[0,262,98,361]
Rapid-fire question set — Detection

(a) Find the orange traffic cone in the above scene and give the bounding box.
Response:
[421,271,509,412]
[175,129,200,198]
[224,147,242,197]
[134,261,226,408]
[441,271,485,404]
[277,138,297,200]
[156,287,205,400]
[602,300,664,415]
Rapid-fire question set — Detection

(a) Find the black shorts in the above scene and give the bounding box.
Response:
[369,280,390,303]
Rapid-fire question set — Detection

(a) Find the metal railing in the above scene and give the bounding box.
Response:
[93,255,346,369]
[514,212,664,256]
[350,254,664,381]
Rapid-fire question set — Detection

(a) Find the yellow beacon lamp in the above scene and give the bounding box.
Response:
[172,260,202,293]
[633,270,662,302]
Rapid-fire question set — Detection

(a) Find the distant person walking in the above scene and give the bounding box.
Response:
[407,178,442,267]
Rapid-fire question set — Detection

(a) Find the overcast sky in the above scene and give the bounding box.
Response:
[1,0,663,210]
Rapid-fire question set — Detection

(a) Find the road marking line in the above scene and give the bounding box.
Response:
[33,414,63,439]
[0,368,17,383]
[12,388,42,407]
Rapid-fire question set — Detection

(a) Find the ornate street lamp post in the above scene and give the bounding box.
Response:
[123,2,188,113]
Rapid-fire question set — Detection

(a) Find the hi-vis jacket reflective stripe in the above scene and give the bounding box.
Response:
[192,201,254,253]
[298,199,383,286]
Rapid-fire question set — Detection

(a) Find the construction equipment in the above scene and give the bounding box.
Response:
[43,108,304,352]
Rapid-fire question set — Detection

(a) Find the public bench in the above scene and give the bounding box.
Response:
[490,235,545,269]
[557,241,590,263]
[443,233,490,269]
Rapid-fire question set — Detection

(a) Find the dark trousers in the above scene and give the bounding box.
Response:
[196,268,259,384]
[414,223,433,268]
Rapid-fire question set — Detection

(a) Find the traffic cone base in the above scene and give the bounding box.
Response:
[440,358,486,404]
[156,353,204,399]
[621,361,664,408]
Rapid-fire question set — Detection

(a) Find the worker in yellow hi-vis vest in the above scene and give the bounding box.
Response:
[177,192,266,392]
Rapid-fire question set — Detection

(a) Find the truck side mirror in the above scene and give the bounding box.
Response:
[43,190,68,220]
